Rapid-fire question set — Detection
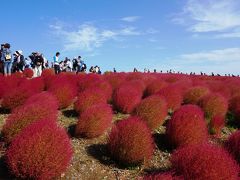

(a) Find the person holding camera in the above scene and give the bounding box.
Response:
[1,43,13,76]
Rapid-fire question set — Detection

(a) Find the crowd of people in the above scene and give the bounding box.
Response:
[0,43,102,77]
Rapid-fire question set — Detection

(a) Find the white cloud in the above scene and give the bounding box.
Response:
[49,22,143,51]
[121,16,140,22]
[119,27,141,35]
[179,48,240,62]
[158,47,240,74]
[173,0,240,38]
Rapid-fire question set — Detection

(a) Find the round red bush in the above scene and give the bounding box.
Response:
[229,95,240,124]
[134,95,168,130]
[103,73,127,91]
[156,85,183,112]
[171,144,239,180]
[145,79,168,97]
[77,73,102,92]
[6,119,73,179]
[1,86,34,111]
[74,88,107,114]
[48,83,76,109]
[108,116,154,166]
[41,68,55,77]
[183,86,210,104]
[198,93,228,121]
[24,91,59,109]
[75,104,113,138]
[2,101,58,143]
[113,84,142,114]
[209,116,225,136]
[225,130,240,164]
[166,105,208,148]
[23,68,34,78]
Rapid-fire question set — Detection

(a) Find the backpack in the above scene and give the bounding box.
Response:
[5,52,11,61]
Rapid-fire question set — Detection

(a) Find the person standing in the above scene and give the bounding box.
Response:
[16,50,24,72]
[53,52,60,74]
[2,43,13,76]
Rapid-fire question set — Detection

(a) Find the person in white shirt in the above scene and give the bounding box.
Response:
[53,52,60,74]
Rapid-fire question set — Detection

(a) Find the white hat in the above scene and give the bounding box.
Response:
[17,50,23,55]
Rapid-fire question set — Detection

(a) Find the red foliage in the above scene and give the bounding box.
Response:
[145,79,168,97]
[166,105,208,148]
[103,73,127,91]
[0,76,25,98]
[156,85,183,112]
[77,73,102,92]
[198,93,228,121]
[2,101,58,143]
[225,130,240,164]
[74,88,107,114]
[209,116,225,136]
[183,86,210,104]
[108,116,154,166]
[1,85,34,111]
[112,84,142,114]
[20,77,45,94]
[6,119,73,179]
[171,144,239,180]
[48,82,76,109]
[75,104,113,138]
[23,68,34,78]
[134,95,168,130]
[24,91,59,109]
[229,95,240,124]
[41,68,55,77]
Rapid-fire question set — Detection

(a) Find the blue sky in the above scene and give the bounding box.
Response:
[1,0,240,74]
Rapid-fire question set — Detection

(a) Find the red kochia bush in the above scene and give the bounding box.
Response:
[156,85,183,112]
[144,79,168,97]
[2,101,58,143]
[171,144,239,180]
[24,91,59,109]
[225,130,240,164]
[134,95,168,130]
[113,84,142,114]
[48,83,76,109]
[209,116,225,136]
[166,105,208,148]
[108,116,154,166]
[75,104,113,138]
[229,95,240,124]
[199,93,228,121]
[74,88,107,114]
[183,86,210,104]
[23,68,34,78]
[1,86,34,111]
[6,119,73,179]
[103,73,127,91]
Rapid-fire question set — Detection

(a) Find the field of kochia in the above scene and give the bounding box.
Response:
[0,68,240,179]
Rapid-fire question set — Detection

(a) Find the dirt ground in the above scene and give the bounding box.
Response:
[0,106,236,180]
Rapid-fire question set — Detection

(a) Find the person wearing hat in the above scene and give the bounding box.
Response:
[2,43,13,76]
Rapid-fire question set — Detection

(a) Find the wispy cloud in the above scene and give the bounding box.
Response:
[173,0,240,38]
[179,48,240,62]
[158,47,240,74]
[121,16,140,22]
[48,18,159,52]
[49,22,143,51]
